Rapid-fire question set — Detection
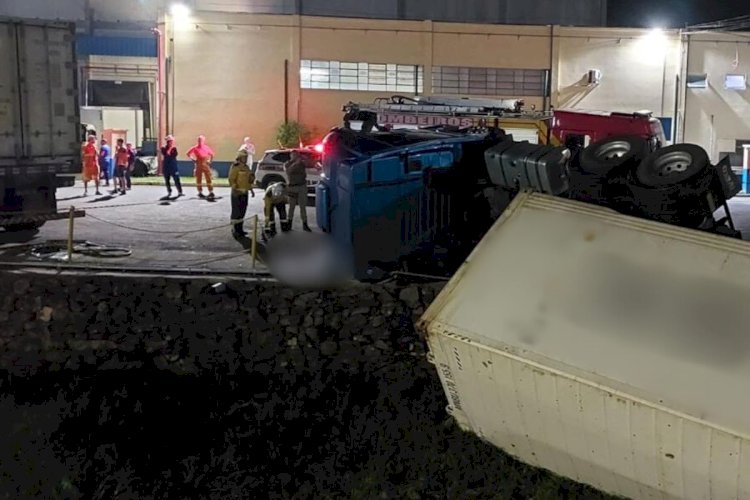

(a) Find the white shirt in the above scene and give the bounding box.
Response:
[239,143,255,168]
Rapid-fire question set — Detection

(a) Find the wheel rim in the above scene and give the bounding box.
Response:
[653,151,693,178]
[595,140,632,160]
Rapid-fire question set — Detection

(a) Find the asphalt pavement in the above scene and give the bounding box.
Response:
[0,182,318,274]
[2,181,750,276]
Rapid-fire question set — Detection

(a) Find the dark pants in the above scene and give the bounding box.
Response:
[100,163,110,183]
[125,166,132,189]
[231,192,249,233]
[164,170,182,194]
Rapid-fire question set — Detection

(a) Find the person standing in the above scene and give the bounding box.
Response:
[239,137,255,171]
[99,138,112,187]
[228,149,255,237]
[263,181,288,239]
[125,142,136,190]
[284,150,311,232]
[81,135,101,196]
[186,135,215,200]
[161,135,183,198]
[113,138,129,195]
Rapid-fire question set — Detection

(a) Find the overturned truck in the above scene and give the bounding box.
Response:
[315,127,739,280]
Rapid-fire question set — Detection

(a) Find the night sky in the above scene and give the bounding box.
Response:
[607,0,749,28]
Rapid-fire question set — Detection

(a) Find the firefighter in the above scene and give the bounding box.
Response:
[284,150,312,232]
[186,135,215,200]
[228,149,255,237]
[263,181,288,240]
[81,135,101,196]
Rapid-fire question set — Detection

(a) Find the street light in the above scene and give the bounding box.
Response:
[170,3,191,19]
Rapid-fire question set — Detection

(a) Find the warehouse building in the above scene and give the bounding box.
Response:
[166,10,750,166]
[2,0,749,167]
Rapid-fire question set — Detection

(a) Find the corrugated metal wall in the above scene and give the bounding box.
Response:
[193,0,607,26]
[2,0,606,27]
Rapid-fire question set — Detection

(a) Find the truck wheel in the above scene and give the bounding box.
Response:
[635,144,710,187]
[4,222,44,231]
[580,135,648,175]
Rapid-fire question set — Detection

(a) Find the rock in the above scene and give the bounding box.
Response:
[145,340,167,353]
[374,340,390,351]
[12,279,31,295]
[295,292,318,305]
[370,316,385,328]
[320,340,338,356]
[287,337,298,348]
[68,339,117,351]
[399,287,421,308]
[164,284,183,301]
[351,306,370,316]
[304,328,319,342]
[38,306,54,323]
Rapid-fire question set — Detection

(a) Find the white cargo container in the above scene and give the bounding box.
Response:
[0,18,81,229]
[420,191,750,499]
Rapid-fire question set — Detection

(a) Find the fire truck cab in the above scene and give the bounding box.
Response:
[552,109,668,152]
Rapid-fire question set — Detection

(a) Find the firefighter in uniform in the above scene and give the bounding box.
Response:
[284,150,312,232]
[228,149,255,237]
[186,135,215,200]
[263,181,288,240]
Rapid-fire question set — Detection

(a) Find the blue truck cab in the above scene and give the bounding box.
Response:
[316,128,497,280]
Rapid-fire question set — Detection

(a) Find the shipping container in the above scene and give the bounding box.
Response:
[420,191,750,499]
[0,18,81,229]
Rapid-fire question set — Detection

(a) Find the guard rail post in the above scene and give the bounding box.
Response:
[743,144,750,193]
[67,206,75,262]
[252,215,258,269]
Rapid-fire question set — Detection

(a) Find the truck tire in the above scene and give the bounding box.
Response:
[579,135,648,175]
[635,144,710,188]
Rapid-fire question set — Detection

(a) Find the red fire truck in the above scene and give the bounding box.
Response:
[342,96,667,151]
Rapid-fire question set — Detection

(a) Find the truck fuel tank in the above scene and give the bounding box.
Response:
[484,139,570,195]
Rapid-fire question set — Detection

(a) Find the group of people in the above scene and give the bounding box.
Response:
[81,135,136,196]
[83,131,314,240]
[159,134,217,199]
[226,143,312,240]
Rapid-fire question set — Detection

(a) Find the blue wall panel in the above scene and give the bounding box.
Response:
[76,35,157,58]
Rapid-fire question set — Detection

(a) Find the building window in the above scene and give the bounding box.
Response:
[432,66,547,97]
[300,60,424,93]
[687,73,708,89]
[724,74,747,91]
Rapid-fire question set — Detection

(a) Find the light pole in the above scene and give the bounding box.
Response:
[152,25,165,175]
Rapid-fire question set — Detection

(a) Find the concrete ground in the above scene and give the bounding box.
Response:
[0,182,318,274]
[2,181,750,276]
